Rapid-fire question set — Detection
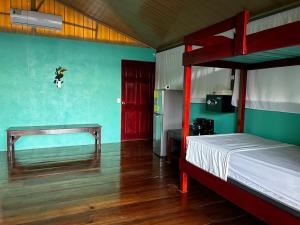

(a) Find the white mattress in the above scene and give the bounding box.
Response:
[185,133,300,212]
[228,146,300,212]
[186,133,289,180]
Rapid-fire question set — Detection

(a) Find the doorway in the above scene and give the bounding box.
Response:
[121,60,155,141]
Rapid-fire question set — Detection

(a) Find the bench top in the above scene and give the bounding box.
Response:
[7,124,101,132]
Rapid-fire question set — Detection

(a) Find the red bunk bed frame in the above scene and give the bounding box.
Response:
[180,10,300,225]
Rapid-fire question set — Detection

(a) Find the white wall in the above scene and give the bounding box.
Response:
[155,45,232,103]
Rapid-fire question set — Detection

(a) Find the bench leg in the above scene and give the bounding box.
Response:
[95,129,101,150]
[94,129,100,161]
[6,134,15,168]
[11,138,15,163]
[7,133,11,163]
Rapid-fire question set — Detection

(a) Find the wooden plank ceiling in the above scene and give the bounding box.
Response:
[1,0,300,49]
[58,0,300,50]
[0,0,144,47]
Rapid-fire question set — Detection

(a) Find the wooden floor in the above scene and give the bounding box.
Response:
[0,141,265,225]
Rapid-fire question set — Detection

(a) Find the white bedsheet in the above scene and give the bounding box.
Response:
[228,146,300,212]
[186,133,290,180]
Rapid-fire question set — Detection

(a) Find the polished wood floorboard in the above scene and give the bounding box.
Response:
[0,141,265,225]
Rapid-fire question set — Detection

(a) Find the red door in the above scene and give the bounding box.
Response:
[121,60,155,141]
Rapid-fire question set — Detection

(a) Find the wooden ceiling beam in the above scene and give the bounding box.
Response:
[31,0,36,11]
[36,0,46,11]
[31,0,36,33]
[56,0,151,48]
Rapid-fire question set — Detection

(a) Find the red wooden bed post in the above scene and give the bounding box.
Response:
[180,44,192,193]
[237,69,247,132]
[234,10,249,55]
[234,11,248,133]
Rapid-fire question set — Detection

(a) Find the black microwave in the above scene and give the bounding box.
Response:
[206,95,235,113]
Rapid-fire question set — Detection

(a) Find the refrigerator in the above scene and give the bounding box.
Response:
[153,90,183,157]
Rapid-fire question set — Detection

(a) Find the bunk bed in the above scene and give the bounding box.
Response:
[180,10,300,225]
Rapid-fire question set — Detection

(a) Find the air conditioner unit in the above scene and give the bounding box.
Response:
[10,8,62,31]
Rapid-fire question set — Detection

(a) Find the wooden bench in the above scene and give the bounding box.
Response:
[7,124,101,164]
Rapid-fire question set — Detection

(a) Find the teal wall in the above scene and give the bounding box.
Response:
[190,103,237,134]
[245,108,300,145]
[0,32,155,151]
[190,103,300,145]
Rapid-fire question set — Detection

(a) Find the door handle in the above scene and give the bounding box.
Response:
[121,101,126,105]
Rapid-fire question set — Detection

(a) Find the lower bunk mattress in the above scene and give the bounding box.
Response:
[186,133,300,215]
